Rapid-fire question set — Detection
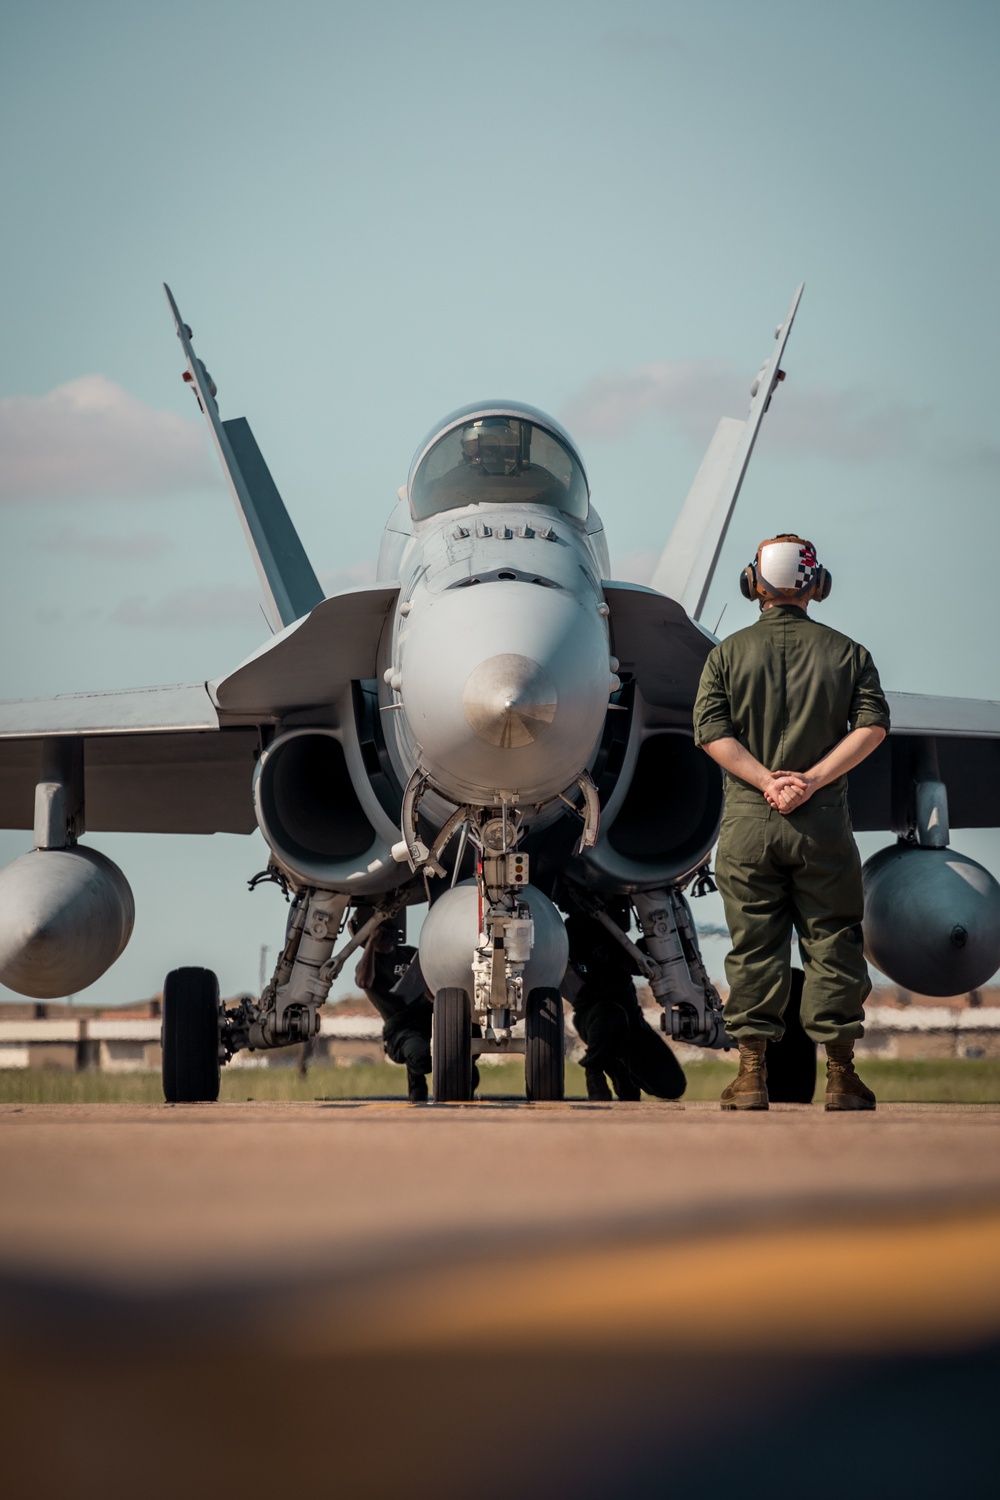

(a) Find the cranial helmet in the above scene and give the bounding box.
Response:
[460,417,524,476]
[740,533,832,603]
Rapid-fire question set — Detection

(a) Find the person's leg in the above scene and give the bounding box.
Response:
[622,1003,686,1099]
[715,824,794,1043]
[715,808,795,1110]
[607,1060,641,1101]
[787,809,870,1047]
[383,1001,433,1101]
[765,969,817,1104]
[572,993,630,1099]
[787,806,875,1110]
[583,1067,613,1102]
[405,1067,429,1102]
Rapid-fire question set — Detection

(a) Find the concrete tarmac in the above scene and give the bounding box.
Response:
[2,1099,999,1498]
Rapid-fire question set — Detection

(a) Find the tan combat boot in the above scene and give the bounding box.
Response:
[720,1037,769,1111]
[825,1043,876,1111]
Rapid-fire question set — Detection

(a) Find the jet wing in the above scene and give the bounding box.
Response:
[211,583,400,715]
[650,284,804,622]
[0,585,400,834]
[848,691,1000,832]
[602,582,715,722]
[0,685,258,834]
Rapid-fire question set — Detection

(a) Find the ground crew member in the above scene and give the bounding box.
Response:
[692,534,889,1111]
[564,902,686,1102]
[353,916,433,1103]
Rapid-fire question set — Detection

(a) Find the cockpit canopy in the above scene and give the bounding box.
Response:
[408,402,589,523]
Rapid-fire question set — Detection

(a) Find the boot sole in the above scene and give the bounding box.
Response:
[720,1098,769,1111]
[825,1097,876,1111]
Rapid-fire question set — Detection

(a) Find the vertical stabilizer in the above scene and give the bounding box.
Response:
[650,284,804,622]
[164,285,324,631]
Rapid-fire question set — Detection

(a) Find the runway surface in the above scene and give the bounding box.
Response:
[2,1099,999,1498]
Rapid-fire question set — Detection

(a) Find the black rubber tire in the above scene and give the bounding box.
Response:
[432,988,473,1102]
[162,967,221,1103]
[766,968,817,1103]
[525,987,565,1101]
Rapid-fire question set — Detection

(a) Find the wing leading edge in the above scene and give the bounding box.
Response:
[0,583,400,835]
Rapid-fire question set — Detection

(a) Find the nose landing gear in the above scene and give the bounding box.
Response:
[432,986,474,1102]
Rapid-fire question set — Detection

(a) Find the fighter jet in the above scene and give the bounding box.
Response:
[1,285,998,1102]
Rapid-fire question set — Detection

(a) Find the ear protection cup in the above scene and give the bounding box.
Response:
[740,564,756,599]
[814,566,832,601]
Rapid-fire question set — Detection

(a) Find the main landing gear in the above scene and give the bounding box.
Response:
[159,882,404,1102]
[162,966,222,1103]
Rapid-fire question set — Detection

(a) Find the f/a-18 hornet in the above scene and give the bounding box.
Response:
[1,285,998,1101]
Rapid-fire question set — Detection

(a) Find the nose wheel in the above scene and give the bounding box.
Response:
[432,987,474,1101]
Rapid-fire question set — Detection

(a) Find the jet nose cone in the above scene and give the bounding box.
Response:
[463,654,557,748]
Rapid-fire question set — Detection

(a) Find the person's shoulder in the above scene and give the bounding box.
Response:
[712,622,759,656]
[808,618,874,656]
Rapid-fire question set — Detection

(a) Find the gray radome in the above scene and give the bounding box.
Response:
[419,881,569,999]
[0,846,135,999]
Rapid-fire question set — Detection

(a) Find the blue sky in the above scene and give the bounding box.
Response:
[1,0,998,1003]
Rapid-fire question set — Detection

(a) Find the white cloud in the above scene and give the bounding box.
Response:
[562,360,745,446]
[561,360,926,463]
[766,383,927,462]
[0,375,214,500]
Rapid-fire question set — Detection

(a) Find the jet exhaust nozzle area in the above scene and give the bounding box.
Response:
[396,581,611,805]
[0,845,135,999]
[862,843,1000,996]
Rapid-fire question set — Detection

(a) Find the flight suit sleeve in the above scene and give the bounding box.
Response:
[693,648,736,746]
[849,649,891,732]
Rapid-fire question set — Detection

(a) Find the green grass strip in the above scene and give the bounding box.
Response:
[1,1059,998,1105]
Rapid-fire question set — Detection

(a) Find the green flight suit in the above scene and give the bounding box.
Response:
[692,605,890,1044]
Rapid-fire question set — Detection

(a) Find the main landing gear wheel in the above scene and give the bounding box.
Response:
[162,967,222,1103]
[525,986,565,1102]
[432,987,473,1102]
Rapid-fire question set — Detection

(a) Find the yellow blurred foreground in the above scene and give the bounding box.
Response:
[1,1098,998,1498]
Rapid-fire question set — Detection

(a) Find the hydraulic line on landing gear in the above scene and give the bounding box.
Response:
[221,881,404,1062]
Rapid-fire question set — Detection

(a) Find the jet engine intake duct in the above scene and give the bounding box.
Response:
[574,730,723,893]
[253,727,401,893]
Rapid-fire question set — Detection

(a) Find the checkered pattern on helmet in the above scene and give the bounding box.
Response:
[758,539,817,597]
